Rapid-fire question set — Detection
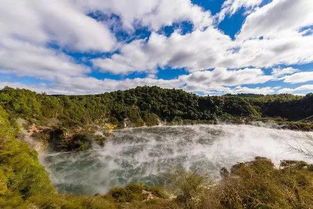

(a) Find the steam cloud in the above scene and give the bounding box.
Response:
[42,124,313,195]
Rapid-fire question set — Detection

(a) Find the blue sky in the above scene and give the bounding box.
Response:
[0,0,313,95]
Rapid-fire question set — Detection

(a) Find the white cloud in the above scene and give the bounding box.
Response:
[0,82,49,92]
[278,85,313,95]
[282,71,313,84]
[0,67,276,95]
[272,67,299,78]
[181,68,272,90]
[230,0,313,68]
[179,68,275,95]
[93,26,313,74]
[217,0,263,22]
[272,67,299,77]
[0,0,116,86]
[230,86,277,95]
[0,0,116,51]
[0,38,88,80]
[237,0,313,40]
[236,35,313,68]
[93,28,235,74]
[73,0,212,30]
[0,0,312,95]
[91,0,313,75]
[50,67,272,94]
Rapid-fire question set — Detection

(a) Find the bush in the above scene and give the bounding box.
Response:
[67,134,92,151]
[199,157,313,209]
[22,194,117,209]
[109,183,168,203]
[142,112,160,126]
[0,106,56,208]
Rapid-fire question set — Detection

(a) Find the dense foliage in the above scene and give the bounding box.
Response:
[0,106,55,207]
[172,157,313,209]
[0,86,312,128]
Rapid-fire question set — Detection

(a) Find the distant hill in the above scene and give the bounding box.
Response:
[0,86,312,129]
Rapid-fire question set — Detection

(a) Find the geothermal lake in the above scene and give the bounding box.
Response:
[41,124,313,195]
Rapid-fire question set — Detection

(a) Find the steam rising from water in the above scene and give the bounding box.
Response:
[42,124,313,195]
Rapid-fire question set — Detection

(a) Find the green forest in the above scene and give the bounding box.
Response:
[0,86,312,128]
[1,86,313,208]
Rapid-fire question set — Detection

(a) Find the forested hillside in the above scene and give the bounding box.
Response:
[0,86,312,129]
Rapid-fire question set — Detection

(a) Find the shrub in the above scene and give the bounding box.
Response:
[109,183,168,203]
[166,169,210,209]
[23,194,117,209]
[0,106,56,208]
[67,134,92,151]
[142,112,160,126]
[200,157,313,209]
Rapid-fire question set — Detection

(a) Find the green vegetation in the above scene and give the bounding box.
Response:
[0,106,55,208]
[212,158,313,208]
[0,87,311,125]
[1,86,313,208]
[1,86,312,128]
[109,183,168,203]
[173,157,313,209]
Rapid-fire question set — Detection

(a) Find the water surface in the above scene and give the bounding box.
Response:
[42,124,313,195]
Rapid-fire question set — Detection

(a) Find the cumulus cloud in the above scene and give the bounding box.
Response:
[0,39,88,80]
[3,67,275,95]
[272,67,299,78]
[278,85,313,95]
[93,27,313,74]
[0,0,312,95]
[73,0,212,30]
[272,67,300,80]
[233,0,313,68]
[181,68,272,91]
[93,28,235,74]
[237,0,313,39]
[217,0,263,22]
[282,72,313,84]
[0,0,117,87]
[230,86,278,95]
[0,0,116,51]
[91,0,313,75]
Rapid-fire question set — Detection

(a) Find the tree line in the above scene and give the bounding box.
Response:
[0,86,312,129]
